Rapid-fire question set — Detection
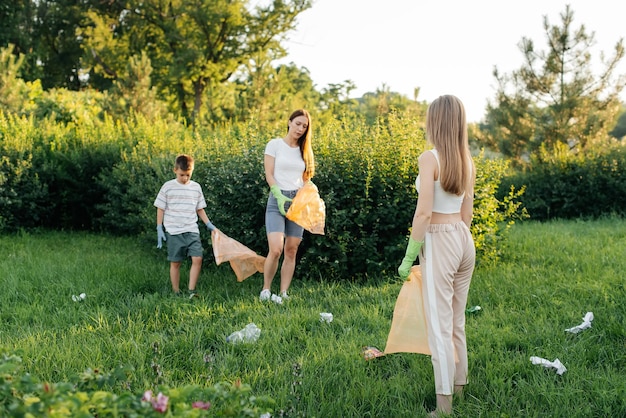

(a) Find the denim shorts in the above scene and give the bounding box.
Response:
[166,232,204,261]
[265,189,304,238]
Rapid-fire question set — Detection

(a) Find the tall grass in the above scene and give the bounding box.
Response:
[1,218,625,417]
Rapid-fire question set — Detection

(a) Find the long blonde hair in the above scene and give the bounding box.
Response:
[288,109,315,180]
[426,95,473,195]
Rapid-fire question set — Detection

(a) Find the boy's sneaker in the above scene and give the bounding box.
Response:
[259,289,271,301]
[280,291,289,300]
[188,290,198,299]
[270,294,283,305]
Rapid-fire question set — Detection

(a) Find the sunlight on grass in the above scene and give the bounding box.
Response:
[1,221,625,416]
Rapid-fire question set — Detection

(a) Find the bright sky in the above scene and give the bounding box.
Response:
[277,0,626,122]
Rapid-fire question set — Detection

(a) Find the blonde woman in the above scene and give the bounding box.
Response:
[261,109,315,303]
[398,95,476,415]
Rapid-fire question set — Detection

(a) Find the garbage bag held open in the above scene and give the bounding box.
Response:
[211,230,265,282]
[384,265,431,355]
[286,181,326,235]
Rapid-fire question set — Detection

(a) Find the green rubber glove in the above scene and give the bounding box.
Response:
[270,184,292,216]
[398,237,423,279]
[206,220,216,231]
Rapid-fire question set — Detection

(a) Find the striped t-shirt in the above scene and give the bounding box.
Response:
[154,179,207,235]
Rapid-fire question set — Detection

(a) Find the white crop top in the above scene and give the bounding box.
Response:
[415,149,465,214]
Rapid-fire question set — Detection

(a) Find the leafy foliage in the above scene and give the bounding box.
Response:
[0,353,274,417]
[0,110,524,279]
[80,0,313,126]
[479,5,626,163]
[498,141,626,220]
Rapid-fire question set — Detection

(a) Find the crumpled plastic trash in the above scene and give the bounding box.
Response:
[72,293,86,302]
[362,346,384,361]
[466,305,482,314]
[320,312,333,323]
[211,230,265,282]
[565,311,594,334]
[286,181,326,235]
[226,323,261,344]
[530,356,567,375]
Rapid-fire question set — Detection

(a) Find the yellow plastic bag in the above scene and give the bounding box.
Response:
[286,181,326,235]
[384,265,431,355]
[211,230,265,282]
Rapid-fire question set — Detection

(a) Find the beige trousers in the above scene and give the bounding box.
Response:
[421,222,475,395]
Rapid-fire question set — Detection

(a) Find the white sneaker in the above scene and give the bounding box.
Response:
[270,294,283,304]
[259,289,271,301]
[280,291,289,299]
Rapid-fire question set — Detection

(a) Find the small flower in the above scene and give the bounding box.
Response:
[152,392,169,413]
[192,401,211,410]
[142,390,153,402]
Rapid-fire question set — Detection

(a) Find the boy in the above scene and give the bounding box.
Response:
[154,154,217,298]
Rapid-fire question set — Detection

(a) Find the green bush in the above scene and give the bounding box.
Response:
[0,111,524,279]
[0,113,49,231]
[0,352,274,417]
[499,142,626,220]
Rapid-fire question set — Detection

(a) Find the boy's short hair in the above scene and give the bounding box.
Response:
[175,154,194,171]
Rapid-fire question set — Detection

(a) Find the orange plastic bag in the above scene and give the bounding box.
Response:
[384,265,431,355]
[286,181,325,235]
[211,230,265,282]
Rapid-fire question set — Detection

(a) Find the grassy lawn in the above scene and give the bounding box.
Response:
[1,218,625,417]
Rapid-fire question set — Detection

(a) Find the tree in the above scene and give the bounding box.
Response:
[80,0,312,126]
[230,57,322,126]
[353,84,428,125]
[479,5,626,162]
[610,105,626,139]
[0,44,43,115]
[103,51,169,121]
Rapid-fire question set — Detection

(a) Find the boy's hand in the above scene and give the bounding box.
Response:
[157,225,166,248]
[270,185,292,216]
[206,220,216,231]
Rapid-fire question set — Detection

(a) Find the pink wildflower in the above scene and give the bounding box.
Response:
[192,401,211,410]
[152,392,169,413]
[142,390,153,402]
[141,390,169,413]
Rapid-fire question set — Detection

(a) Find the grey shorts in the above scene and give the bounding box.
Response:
[166,232,204,261]
[265,189,304,238]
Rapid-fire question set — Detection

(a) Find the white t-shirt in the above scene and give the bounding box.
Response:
[264,138,305,191]
[154,179,207,235]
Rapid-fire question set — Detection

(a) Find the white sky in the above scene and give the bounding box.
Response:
[277,0,626,122]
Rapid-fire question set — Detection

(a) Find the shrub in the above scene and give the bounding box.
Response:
[1,111,525,280]
[499,142,626,220]
[0,113,49,231]
[0,352,274,417]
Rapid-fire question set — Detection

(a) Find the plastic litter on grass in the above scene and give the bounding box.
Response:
[72,293,86,302]
[565,311,594,334]
[227,323,261,344]
[530,356,567,375]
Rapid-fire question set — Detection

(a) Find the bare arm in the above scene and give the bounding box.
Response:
[156,208,164,225]
[264,154,277,187]
[409,152,436,242]
[197,208,209,225]
[461,167,476,227]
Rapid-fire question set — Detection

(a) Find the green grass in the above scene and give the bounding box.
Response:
[1,218,625,417]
